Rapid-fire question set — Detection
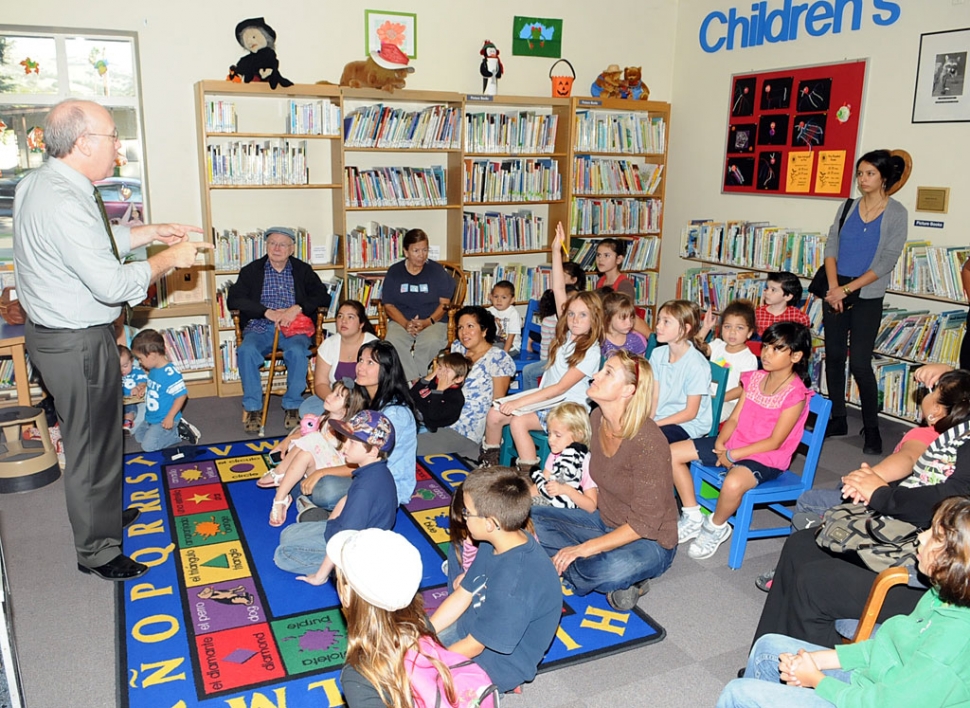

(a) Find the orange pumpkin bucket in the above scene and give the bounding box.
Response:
[550,59,575,98]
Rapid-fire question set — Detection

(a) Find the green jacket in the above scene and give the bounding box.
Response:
[816,589,970,707]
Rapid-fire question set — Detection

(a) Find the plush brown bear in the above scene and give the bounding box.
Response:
[339,41,414,93]
[623,66,650,100]
[590,64,623,99]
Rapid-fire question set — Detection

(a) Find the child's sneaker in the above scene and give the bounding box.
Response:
[123,419,133,433]
[677,511,704,543]
[688,517,732,560]
[295,495,316,515]
[755,568,775,592]
[178,419,201,445]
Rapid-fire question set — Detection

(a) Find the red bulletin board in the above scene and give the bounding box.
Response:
[722,60,867,198]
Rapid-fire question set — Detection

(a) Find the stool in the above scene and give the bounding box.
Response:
[0,406,60,494]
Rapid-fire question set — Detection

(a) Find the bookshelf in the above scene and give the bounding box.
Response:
[566,97,670,324]
[196,80,345,397]
[678,221,969,423]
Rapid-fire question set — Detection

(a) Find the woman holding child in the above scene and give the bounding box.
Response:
[531,350,679,611]
[416,306,515,461]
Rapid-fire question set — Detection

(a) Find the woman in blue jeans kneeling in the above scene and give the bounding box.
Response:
[531,351,678,611]
[719,496,970,708]
[298,340,417,511]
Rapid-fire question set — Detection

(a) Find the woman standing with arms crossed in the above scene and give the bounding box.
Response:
[530,351,678,611]
[822,150,906,455]
[381,229,455,382]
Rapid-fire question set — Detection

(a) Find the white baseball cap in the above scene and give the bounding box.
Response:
[326,528,422,611]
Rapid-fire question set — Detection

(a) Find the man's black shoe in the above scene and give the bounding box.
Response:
[122,507,140,528]
[78,554,148,581]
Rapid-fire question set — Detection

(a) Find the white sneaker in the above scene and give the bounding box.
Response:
[688,517,733,560]
[677,512,704,543]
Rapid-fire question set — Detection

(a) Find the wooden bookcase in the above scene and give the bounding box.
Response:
[192,81,673,397]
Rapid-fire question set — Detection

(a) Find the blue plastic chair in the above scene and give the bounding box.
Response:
[498,426,550,467]
[511,299,542,390]
[709,361,730,437]
[690,394,832,569]
[645,333,657,359]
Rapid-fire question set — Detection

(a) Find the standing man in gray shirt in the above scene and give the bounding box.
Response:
[13,99,211,581]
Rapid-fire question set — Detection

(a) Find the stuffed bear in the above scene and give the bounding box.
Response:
[339,41,414,93]
[622,66,650,100]
[229,17,293,89]
[590,64,623,99]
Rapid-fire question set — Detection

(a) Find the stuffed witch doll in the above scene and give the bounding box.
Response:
[479,40,503,96]
[229,17,293,89]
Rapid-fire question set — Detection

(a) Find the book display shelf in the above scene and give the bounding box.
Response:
[678,220,969,423]
[193,81,673,398]
[567,97,670,325]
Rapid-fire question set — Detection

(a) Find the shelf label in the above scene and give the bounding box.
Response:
[466,94,494,102]
[914,219,944,229]
[577,99,602,107]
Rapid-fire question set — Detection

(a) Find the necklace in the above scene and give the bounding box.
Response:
[860,196,887,232]
[763,371,794,396]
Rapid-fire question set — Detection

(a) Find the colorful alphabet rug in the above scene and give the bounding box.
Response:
[119,441,665,708]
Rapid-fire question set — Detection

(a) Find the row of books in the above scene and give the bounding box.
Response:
[810,352,924,423]
[344,165,447,208]
[873,308,966,366]
[213,228,315,271]
[580,271,657,306]
[463,210,545,254]
[345,274,385,317]
[462,158,561,203]
[0,356,32,390]
[204,100,238,133]
[890,241,970,303]
[215,281,233,329]
[343,104,462,149]
[286,99,342,136]
[570,236,661,272]
[573,111,666,154]
[465,264,552,305]
[680,221,825,276]
[572,156,663,196]
[322,278,344,319]
[571,197,662,235]
[464,111,559,154]
[345,222,408,269]
[206,140,309,186]
[160,325,213,371]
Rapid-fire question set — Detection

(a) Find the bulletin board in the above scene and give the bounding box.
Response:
[722,59,867,198]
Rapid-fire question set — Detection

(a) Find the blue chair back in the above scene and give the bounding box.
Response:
[709,361,729,437]
[689,393,832,569]
[511,300,543,390]
[645,333,657,358]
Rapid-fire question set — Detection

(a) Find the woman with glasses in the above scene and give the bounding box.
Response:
[381,229,455,382]
[530,351,678,611]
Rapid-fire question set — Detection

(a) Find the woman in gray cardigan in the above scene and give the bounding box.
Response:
[821,149,907,455]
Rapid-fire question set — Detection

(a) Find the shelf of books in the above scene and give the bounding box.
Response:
[196,81,345,397]
[679,220,969,424]
[567,97,669,320]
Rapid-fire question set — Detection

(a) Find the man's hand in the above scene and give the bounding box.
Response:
[167,241,212,268]
[278,305,302,328]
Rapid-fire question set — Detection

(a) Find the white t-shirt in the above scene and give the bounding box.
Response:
[541,338,601,408]
[488,305,523,352]
[708,338,759,422]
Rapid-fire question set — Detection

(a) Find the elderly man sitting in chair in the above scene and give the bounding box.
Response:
[228,227,330,433]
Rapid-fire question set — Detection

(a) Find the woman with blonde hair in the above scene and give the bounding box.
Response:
[530,350,679,611]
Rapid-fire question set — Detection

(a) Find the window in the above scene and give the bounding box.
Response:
[0,27,148,251]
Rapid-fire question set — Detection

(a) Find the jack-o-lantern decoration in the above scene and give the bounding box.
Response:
[549,59,575,98]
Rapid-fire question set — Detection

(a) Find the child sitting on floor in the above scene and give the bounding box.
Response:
[671,322,814,560]
[410,352,470,434]
[529,402,598,511]
[274,410,398,582]
[444,485,478,592]
[259,380,366,526]
[430,466,562,694]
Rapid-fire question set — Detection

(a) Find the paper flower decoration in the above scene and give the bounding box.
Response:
[377,20,407,47]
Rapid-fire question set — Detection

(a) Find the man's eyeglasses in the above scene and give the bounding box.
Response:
[87,129,119,141]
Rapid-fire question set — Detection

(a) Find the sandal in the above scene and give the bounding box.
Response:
[256,469,284,489]
[269,497,292,527]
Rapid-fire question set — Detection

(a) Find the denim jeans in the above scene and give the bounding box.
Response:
[530,507,676,595]
[291,474,352,511]
[521,360,546,391]
[237,328,311,411]
[133,419,181,452]
[273,519,329,574]
[716,634,849,708]
[795,487,844,519]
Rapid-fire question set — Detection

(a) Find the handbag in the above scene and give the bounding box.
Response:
[0,286,25,325]
[279,312,315,338]
[815,502,921,573]
[807,198,859,305]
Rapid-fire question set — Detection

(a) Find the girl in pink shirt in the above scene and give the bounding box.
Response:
[670,322,814,560]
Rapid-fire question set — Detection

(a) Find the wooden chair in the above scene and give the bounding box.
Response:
[231,309,325,435]
[690,394,832,569]
[837,566,913,643]
[376,262,467,344]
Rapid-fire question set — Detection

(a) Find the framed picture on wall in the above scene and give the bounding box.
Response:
[912,27,970,123]
[365,10,417,59]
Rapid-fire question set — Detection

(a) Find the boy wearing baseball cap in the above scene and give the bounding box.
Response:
[274,410,398,583]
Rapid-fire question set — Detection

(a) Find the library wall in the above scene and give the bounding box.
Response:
[3,0,677,227]
[662,1,970,306]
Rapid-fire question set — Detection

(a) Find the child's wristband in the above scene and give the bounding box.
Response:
[725,449,736,464]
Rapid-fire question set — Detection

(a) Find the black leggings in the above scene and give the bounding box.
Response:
[823,296,884,429]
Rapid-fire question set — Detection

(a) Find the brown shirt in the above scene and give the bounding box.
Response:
[589,408,679,549]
